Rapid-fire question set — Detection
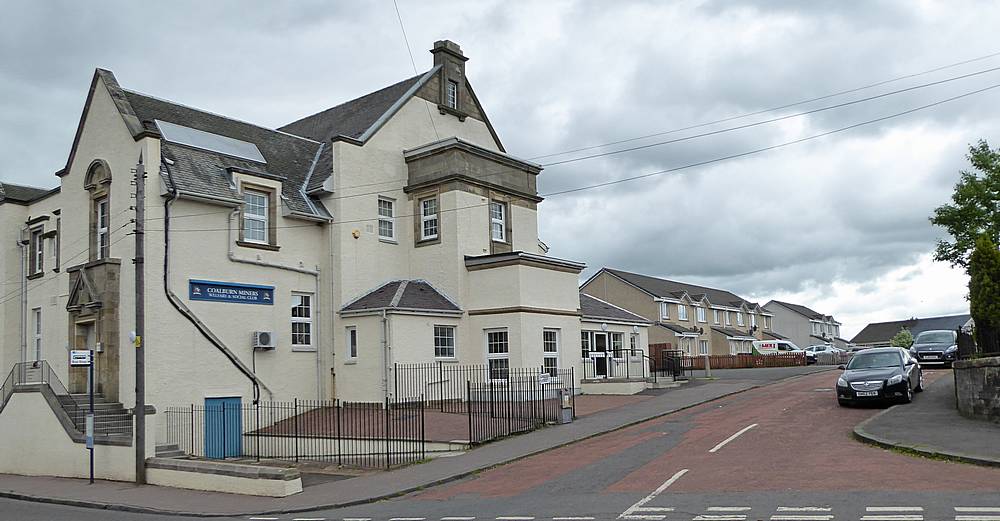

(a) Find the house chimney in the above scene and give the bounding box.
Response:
[430,40,469,117]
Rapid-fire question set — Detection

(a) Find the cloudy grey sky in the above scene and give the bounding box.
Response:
[2,0,996,337]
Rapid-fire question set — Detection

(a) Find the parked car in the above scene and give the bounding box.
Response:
[909,329,959,367]
[805,344,845,354]
[753,340,816,364]
[836,347,923,406]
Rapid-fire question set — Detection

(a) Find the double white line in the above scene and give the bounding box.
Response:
[860,506,924,521]
[956,506,1000,521]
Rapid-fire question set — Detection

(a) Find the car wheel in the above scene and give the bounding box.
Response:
[914,371,924,393]
[899,382,913,404]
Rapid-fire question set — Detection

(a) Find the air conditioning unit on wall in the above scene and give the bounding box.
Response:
[252,331,275,350]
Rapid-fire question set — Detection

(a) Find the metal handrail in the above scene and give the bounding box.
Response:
[0,360,83,430]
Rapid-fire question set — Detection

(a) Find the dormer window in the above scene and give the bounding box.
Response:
[446,80,459,109]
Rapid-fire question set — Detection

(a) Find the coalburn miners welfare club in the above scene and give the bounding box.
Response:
[0,40,654,440]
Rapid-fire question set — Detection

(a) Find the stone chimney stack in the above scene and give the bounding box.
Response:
[430,40,469,118]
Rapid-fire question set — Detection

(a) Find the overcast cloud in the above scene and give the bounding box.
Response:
[2,0,995,337]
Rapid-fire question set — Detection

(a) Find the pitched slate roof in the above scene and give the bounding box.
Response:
[850,314,972,344]
[711,326,756,338]
[763,330,789,340]
[341,280,461,314]
[279,70,435,193]
[0,181,59,205]
[768,300,836,322]
[579,293,650,324]
[597,268,760,309]
[121,90,328,218]
[657,322,699,334]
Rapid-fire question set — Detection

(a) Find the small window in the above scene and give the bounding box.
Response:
[96,196,110,259]
[543,329,559,377]
[489,201,506,242]
[29,228,44,275]
[610,332,624,358]
[346,326,358,359]
[699,340,709,355]
[291,294,313,350]
[630,334,639,356]
[243,190,269,244]
[713,309,720,324]
[581,331,591,358]
[420,197,439,241]
[434,325,456,359]
[736,312,745,327]
[486,329,509,380]
[378,197,395,241]
[750,314,757,328]
[659,303,669,320]
[32,308,42,361]
[696,306,706,323]
[725,312,732,326]
[677,305,688,321]
[446,80,459,109]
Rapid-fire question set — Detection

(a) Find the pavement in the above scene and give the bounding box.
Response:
[0,365,831,517]
[854,370,1000,466]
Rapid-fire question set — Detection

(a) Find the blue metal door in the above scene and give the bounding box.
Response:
[204,397,242,459]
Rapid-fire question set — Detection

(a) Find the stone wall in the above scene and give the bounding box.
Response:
[954,356,1000,422]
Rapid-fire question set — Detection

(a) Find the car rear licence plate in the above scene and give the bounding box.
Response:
[857,391,878,397]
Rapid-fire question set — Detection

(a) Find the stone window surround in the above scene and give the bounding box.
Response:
[28,225,45,278]
[377,196,397,243]
[237,182,279,252]
[412,189,441,247]
[84,160,112,263]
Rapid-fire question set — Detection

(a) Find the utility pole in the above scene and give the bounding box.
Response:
[134,154,146,484]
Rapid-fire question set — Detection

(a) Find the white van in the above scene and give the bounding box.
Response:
[752,340,801,355]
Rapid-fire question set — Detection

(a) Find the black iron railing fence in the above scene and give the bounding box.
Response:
[163,397,426,469]
[580,348,649,380]
[959,326,999,360]
[465,368,575,444]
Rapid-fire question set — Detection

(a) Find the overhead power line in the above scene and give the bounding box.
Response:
[530,49,1000,160]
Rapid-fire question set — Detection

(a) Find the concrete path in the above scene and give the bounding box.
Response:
[855,370,1000,466]
[0,365,831,517]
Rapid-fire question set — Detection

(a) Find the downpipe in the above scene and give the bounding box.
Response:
[226,209,324,400]
[16,227,27,364]
[163,185,271,402]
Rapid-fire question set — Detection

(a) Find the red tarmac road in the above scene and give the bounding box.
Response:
[419,369,1000,501]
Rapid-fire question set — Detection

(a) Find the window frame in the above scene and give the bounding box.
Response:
[699,339,709,355]
[629,333,639,356]
[29,227,44,275]
[696,306,706,323]
[242,189,270,245]
[434,325,456,359]
[713,309,720,324]
[677,304,688,321]
[485,328,510,380]
[659,302,669,320]
[446,80,459,109]
[32,307,42,361]
[378,196,396,242]
[736,312,745,327]
[96,196,110,260]
[580,331,591,359]
[543,328,560,377]
[725,311,732,326]
[489,201,507,243]
[750,313,757,328]
[610,332,624,360]
[346,326,358,360]
[290,293,314,351]
[420,197,439,241]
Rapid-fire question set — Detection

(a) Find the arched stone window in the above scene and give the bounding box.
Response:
[84,160,112,261]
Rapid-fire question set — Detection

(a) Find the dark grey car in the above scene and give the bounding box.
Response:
[910,329,958,366]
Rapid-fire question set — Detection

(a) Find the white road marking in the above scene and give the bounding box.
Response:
[293,518,326,521]
[777,508,832,512]
[770,516,834,521]
[390,518,427,521]
[635,507,675,512]
[618,468,689,519]
[249,518,279,521]
[693,515,746,521]
[708,424,758,453]
[621,516,666,521]
[441,518,476,520]
[552,518,595,520]
[707,507,751,511]
[859,516,923,521]
[496,518,534,520]
[343,518,372,521]
[957,508,1000,512]
[956,517,1000,521]
[867,507,924,512]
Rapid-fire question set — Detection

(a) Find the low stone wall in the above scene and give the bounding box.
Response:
[954,356,1000,422]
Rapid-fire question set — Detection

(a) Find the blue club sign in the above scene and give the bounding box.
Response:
[189,279,274,305]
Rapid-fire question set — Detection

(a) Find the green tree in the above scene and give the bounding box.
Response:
[931,140,1000,269]
[890,328,914,348]
[969,234,1000,351]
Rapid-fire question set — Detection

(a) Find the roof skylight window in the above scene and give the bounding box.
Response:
[155,119,266,163]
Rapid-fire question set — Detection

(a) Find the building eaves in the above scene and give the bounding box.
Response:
[0,182,60,205]
[579,293,650,324]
